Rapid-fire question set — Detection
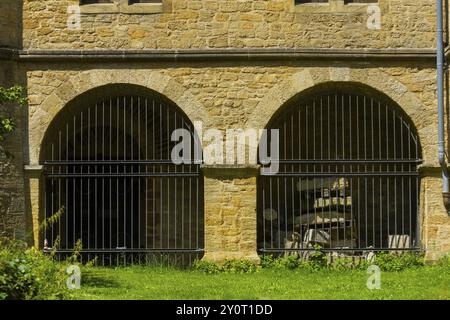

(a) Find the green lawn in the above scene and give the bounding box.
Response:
[73,265,449,300]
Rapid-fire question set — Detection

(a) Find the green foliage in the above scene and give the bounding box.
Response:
[0,86,28,106]
[278,255,302,270]
[330,257,369,271]
[39,206,64,232]
[262,246,328,271]
[373,252,424,272]
[192,260,222,274]
[435,254,450,269]
[0,85,27,142]
[67,239,83,265]
[261,250,425,272]
[260,254,277,268]
[222,259,257,273]
[0,237,70,300]
[192,259,258,274]
[303,244,327,270]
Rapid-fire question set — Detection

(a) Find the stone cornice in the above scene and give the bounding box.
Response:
[0,48,436,63]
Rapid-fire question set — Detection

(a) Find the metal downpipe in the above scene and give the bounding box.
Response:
[436,0,450,213]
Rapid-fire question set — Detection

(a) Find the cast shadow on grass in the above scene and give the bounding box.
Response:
[82,272,122,288]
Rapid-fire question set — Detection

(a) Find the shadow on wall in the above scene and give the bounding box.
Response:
[0,0,28,241]
[0,0,23,49]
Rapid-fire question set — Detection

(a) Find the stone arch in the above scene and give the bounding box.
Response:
[256,80,425,253]
[248,67,433,165]
[36,81,205,265]
[29,70,208,165]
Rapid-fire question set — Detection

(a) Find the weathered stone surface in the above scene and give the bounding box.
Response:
[203,172,259,262]
[0,0,448,261]
[20,64,450,260]
[19,0,437,50]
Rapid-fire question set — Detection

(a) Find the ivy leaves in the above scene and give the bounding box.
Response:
[0,85,27,141]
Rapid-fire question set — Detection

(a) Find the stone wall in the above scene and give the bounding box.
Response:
[421,175,450,260]
[0,0,448,260]
[0,61,28,241]
[24,64,439,166]
[203,167,259,262]
[22,0,436,50]
[20,62,450,259]
[0,0,25,240]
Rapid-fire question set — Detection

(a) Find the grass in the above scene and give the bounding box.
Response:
[73,265,450,300]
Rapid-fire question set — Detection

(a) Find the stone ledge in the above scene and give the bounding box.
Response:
[4,48,436,63]
[24,165,43,179]
[201,164,260,179]
[79,0,164,15]
[419,166,450,177]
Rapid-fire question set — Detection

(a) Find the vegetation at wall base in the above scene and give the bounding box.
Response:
[1,235,447,300]
[0,237,71,300]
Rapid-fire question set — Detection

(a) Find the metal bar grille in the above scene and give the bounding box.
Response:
[258,89,421,257]
[42,92,204,266]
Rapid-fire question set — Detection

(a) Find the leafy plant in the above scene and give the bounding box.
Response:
[39,206,64,232]
[0,237,70,300]
[192,260,222,274]
[434,254,450,269]
[67,239,83,265]
[278,255,302,270]
[0,85,27,142]
[330,256,369,271]
[222,259,257,273]
[302,244,328,271]
[372,252,425,272]
[260,254,277,268]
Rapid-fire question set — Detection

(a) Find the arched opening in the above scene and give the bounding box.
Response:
[258,83,422,257]
[41,84,204,266]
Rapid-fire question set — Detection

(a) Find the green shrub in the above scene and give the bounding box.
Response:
[435,254,450,269]
[304,245,328,270]
[192,260,222,274]
[277,255,302,270]
[260,254,277,268]
[372,252,425,272]
[222,259,257,273]
[330,257,369,271]
[261,250,424,272]
[0,237,71,300]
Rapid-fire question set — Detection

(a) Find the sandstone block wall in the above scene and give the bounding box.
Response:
[0,0,448,260]
[0,61,28,240]
[22,0,436,50]
[19,63,449,259]
[203,171,259,262]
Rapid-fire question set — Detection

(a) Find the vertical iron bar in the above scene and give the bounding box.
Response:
[80,112,83,250]
[131,97,134,263]
[393,109,397,237]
